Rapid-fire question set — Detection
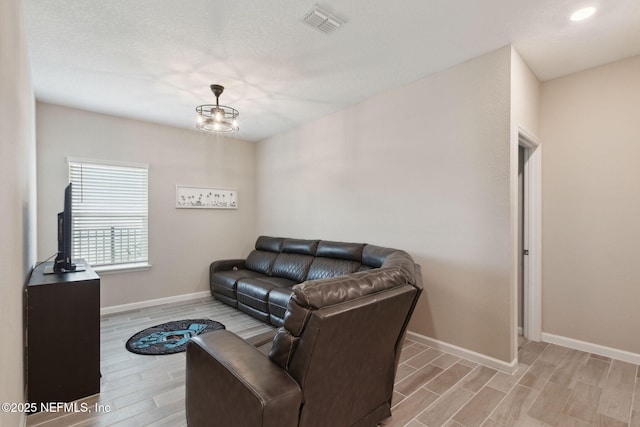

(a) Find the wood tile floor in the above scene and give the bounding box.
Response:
[383,338,640,427]
[27,296,640,426]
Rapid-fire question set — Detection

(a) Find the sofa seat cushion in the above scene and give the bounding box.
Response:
[211,269,266,299]
[237,277,296,313]
[268,287,294,324]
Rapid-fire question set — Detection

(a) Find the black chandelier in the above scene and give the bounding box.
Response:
[195,84,239,133]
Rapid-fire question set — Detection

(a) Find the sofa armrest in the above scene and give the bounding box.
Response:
[245,329,278,348]
[210,259,246,274]
[186,330,302,427]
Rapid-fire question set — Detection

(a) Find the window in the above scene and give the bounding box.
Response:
[68,159,149,271]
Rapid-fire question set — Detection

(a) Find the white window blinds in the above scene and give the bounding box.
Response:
[68,159,149,269]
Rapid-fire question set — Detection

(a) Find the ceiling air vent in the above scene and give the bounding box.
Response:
[302,6,343,33]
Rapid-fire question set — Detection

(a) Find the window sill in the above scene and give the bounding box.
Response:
[93,262,151,274]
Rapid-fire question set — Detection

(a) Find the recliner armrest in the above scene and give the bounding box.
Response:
[209,259,246,274]
[186,330,302,427]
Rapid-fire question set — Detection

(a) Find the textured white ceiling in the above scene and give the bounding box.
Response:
[22,0,640,142]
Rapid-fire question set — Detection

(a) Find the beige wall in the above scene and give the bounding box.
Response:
[540,55,640,354]
[36,103,257,307]
[0,0,37,424]
[509,48,541,349]
[257,47,514,363]
[510,48,540,135]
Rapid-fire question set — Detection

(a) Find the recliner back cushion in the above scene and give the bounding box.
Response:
[294,266,412,309]
[245,250,278,275]
[269,264,414,370]
[244,236,284,275]
[289,286,417,426]
[271,253,314,282]
[307,258,360,280]
[361,244,396,268]
[316,241,364,262]
[255,235,284,252]
[381,251,418,285]
[281,238,319,255]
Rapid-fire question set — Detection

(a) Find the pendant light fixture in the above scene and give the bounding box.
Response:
[195,84,239,133]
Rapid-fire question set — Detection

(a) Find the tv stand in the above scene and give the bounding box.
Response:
[25,260,100,409]
[43,264,86,275]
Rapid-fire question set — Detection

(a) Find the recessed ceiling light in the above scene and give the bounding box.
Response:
[570,7,596,22]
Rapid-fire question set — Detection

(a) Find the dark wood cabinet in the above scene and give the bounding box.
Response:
[25,261,100,407]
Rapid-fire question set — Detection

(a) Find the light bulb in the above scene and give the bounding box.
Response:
[570,7,596,21]
[214,109,224,122]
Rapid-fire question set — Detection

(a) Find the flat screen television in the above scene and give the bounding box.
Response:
[44,183,84,274]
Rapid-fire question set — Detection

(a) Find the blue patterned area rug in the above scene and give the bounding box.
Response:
[125,319,225,355]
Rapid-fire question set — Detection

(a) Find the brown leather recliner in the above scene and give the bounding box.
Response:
[186,248,423,427]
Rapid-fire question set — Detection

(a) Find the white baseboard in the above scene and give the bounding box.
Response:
[406,331,518,374]
[100,291,211,316]
[541,332,640,365]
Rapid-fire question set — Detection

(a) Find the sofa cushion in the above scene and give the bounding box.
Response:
[214,293,238,308]
[281,239,319,255]
[268,287,293,322]
[315,241,364,262]
[361,244,396,268]
[271,253,314,282]
[243,237,306,275]
[381,251,418,285]
[211,269,265,299]
[245,250,278,275]
[237,280,274,312]
[269,314,285,328]
[237,277,296,313]
[293,266,411,311]
[255,235,284,252]
[269,328,300,370]
[238,302,271,323]
[306,258,361,281]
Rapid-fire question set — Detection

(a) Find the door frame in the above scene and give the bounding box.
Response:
[517,127,542,342]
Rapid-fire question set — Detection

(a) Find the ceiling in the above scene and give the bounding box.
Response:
[22,0,640,142]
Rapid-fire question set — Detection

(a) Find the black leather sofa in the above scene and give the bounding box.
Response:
[210,235,410,327]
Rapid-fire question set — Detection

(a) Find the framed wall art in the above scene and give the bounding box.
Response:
[176,186,238,209]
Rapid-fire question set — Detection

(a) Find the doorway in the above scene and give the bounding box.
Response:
[517,129,541,342]
[518,145,525,336]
